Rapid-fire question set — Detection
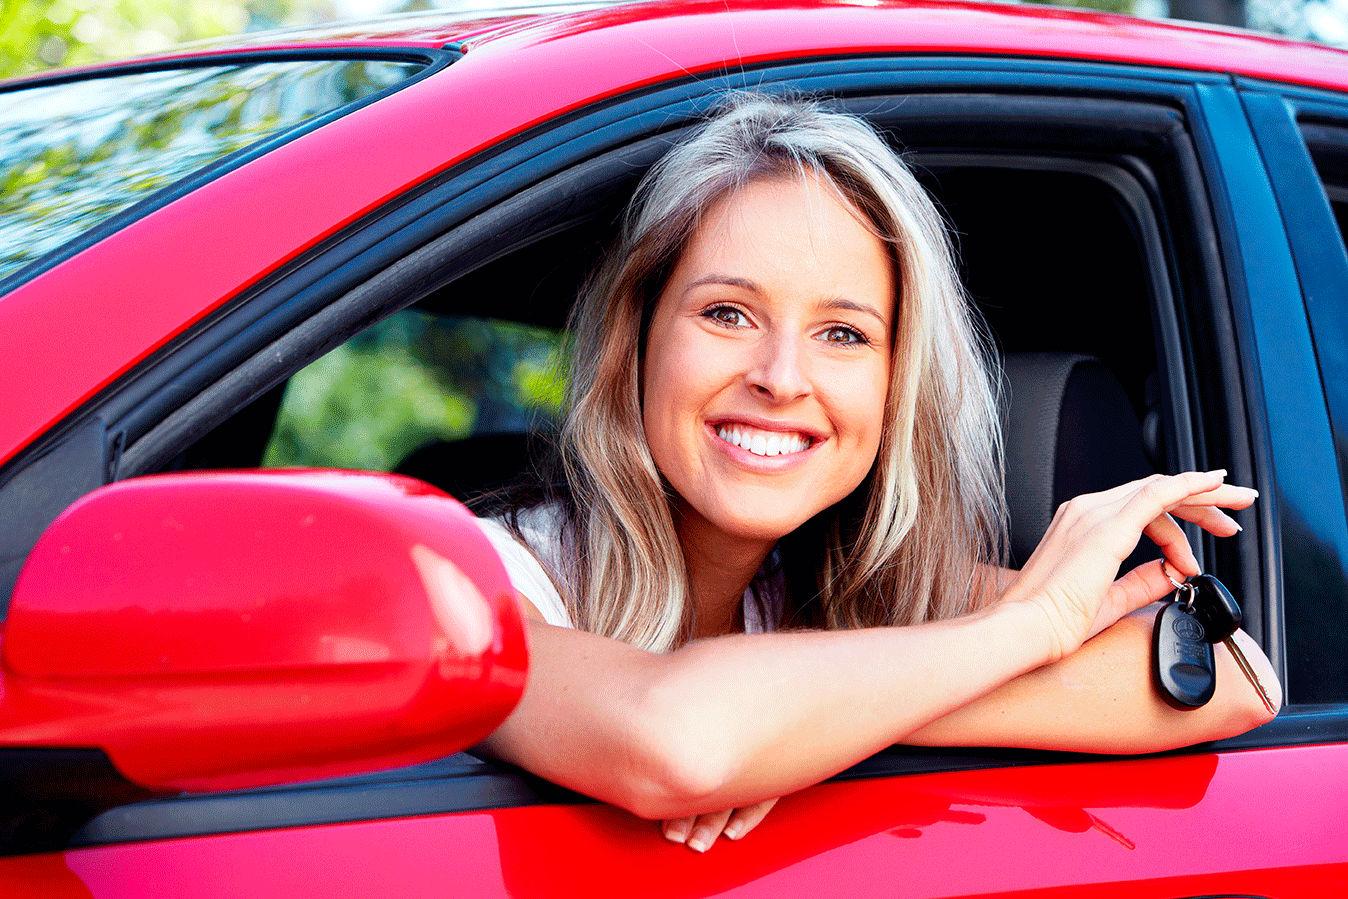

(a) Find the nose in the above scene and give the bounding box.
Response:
[746,331,811,403]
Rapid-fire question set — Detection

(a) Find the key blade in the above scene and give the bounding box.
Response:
[1222,635,1278,716]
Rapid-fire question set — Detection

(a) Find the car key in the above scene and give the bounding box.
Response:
[1152,580,1216,709]
[1188,574,1279,716]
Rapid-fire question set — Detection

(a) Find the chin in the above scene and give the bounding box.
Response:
[708,503,821,544]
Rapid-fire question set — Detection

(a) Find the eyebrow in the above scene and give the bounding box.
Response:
[685,274,761,294]
[821,297,889,325]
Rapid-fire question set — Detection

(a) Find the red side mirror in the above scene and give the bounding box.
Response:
[1,470,527,793]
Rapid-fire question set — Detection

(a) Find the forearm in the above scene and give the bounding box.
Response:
[483,600,1057,819]
[904,604,1281,753]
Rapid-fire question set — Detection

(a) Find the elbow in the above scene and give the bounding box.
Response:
[1227,663,1282,733]
[620,760,730,822]
[1217,633,1283,736]
[1157,646,1283,753]
[614,679,740,821]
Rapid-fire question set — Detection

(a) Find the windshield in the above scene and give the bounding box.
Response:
[0,57,425,286]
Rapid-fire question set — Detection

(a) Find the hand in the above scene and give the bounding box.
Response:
[662,798,778,852]
[1004,471,1257,664]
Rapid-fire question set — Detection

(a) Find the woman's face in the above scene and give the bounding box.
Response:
[642,172,894,546]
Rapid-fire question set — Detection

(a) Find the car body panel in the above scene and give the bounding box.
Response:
[1,745,1342,897]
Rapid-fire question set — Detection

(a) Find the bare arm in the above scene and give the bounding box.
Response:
[905,604,1280,751]
[483,597,1058,820]
[480,472,1275,825]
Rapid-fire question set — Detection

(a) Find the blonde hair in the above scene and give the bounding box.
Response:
[551,92,1006,650]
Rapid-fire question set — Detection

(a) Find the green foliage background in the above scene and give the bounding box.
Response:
[0,0,337,79]
[263,312,568,472]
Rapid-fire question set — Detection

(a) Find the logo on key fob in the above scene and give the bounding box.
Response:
[1172,616,1205,642]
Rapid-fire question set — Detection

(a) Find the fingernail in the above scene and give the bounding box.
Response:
[687,828,712,853]
[723,823,743,841]
[664,823,688,844]
[1208,468,1228,477]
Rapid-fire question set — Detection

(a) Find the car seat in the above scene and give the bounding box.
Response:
[1002,352,1157,569]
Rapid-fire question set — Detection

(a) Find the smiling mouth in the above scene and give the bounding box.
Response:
[715,424,814,457]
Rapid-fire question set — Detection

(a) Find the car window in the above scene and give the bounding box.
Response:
[260,311,567,477]
[1289,115,1348,703]
[1302,121,1348,249]
[0,57,425,286]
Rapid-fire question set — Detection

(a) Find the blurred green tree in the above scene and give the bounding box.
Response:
[0,0,340,80]
[1022,0,1139,15]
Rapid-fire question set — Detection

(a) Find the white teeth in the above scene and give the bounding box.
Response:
[715,425,811,457]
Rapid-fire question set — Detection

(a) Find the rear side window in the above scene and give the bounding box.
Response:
[0,57,425,285]
[1302,121,1348,249]
[262,311,567,473]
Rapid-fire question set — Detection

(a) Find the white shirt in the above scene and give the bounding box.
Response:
[474,506,784,636]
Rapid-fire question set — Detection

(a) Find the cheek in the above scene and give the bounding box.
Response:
[641,333,702,465]
[840,360,891,468]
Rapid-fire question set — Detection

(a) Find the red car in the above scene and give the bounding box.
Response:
[1,0,1346,894]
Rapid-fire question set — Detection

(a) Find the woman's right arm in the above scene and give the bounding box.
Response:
[479,472,1267,828]
[482,592,1058,820]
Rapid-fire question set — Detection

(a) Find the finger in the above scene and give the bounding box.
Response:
[1142,513,1200,577]
[723,798,778,841]
[685,808,735,853]
[1173,483,1258,511]
[1170,504,1241,537]
[663,815,695,846]
[1105,559,1183,617]
[1118,472,1229,538]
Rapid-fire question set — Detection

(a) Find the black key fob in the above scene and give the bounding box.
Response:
[1152,599,1216,709]
[1189,573,1243,643]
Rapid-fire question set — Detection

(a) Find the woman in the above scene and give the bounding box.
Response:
[475,93,1278,852]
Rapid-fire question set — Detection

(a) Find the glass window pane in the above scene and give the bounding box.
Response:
[0,58,424,282]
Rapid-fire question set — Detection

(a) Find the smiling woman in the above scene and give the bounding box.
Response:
[473,92,1277,853]
[641,174,893,582]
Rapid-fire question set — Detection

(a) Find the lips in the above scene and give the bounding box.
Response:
[714,423,814,457]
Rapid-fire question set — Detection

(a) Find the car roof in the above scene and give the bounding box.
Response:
[8,0,1348,95]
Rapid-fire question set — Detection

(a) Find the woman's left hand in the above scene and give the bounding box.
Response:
[1004,471,1258,662]
[662,798,778,852]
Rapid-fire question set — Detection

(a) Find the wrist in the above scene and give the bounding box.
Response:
[980,597,1063,670]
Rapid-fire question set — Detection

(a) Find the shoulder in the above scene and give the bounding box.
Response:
[475,508,574,629]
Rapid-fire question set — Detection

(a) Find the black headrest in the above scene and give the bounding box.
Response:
[396,432,537,503]
[1002,353,1156,567]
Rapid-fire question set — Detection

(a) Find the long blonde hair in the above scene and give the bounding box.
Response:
[539,92,1006,650]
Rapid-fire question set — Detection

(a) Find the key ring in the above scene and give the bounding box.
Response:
[1163,562,1196,612]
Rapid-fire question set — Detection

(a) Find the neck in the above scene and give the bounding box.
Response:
[675,502,775,640]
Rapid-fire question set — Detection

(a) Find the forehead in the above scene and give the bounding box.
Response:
[670,173,895,306]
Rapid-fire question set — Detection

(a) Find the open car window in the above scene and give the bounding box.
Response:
[162,85,1239,602]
